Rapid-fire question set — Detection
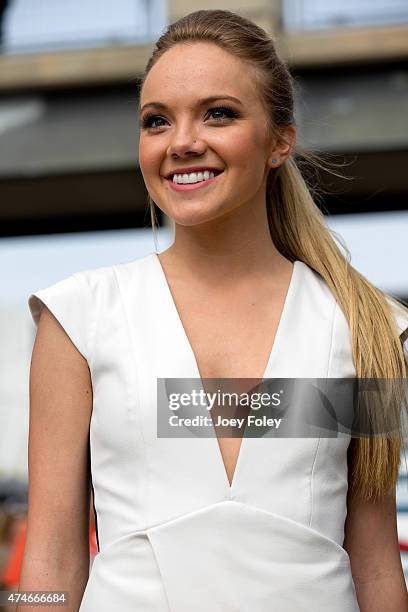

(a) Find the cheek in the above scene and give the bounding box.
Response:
[138,137,161,176]
[211,129,267,173]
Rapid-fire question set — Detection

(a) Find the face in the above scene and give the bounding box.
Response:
[139,42,293,227]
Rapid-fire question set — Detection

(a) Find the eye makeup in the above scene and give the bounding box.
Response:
[140,105,240,130]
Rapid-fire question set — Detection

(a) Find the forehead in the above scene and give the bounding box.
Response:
[141,42,261,107]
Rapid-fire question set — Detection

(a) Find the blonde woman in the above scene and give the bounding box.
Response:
[21,9,408,612]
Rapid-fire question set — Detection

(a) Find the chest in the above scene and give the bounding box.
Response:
[89,256,356,542]
[165,279,293,487]
[177,289,286,379]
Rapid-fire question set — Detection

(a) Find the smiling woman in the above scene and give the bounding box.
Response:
[21,8,408,612]
[137,39,295,229]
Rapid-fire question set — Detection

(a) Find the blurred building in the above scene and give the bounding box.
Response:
[0,0,406,253]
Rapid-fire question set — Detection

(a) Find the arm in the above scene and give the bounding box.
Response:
[343,440,408,612]
[18,305,93,611]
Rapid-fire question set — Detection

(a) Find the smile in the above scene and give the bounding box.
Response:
[165,171,223,192]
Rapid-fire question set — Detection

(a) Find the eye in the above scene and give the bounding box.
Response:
[207,106,240,122]
[140,105,240,131]
[140,114,167,130]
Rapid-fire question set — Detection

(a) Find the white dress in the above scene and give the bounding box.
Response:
[27,253,408,612]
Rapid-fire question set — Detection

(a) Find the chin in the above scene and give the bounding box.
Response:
[169,212,216,227]
[161,198,221,223]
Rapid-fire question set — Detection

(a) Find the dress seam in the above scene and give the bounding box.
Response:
[72,272,100,369]
[309,438,320,529]
[112,263,150,528]
[309,296,337,530]
[326,299,338,379]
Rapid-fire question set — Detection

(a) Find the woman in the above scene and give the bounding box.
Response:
[20,9,408,612]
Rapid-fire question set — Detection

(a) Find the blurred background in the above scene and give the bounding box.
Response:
[0,0,408,598]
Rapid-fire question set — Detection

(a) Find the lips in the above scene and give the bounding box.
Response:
[165,168,223,179]
[166,170,222,191]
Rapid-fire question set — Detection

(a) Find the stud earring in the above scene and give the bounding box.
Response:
[271,158,278,164]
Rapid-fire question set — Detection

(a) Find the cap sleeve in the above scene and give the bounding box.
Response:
[401,327,408,349]
[387,297,408,363]
[28,273,91,362]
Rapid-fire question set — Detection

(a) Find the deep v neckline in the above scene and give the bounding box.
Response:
[151,252,301,491]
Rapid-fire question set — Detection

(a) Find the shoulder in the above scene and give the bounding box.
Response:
[60,253,153,305]
[71,252,152,286]
[297,261,408,372]
[299,260,408,339]
[296,261,343,332]
[28,253,154,362]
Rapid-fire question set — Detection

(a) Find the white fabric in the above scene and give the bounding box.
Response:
[28,253,408,611]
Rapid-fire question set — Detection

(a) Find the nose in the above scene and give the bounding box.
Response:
[167,120,206,158]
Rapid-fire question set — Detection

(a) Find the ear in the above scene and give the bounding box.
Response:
[267,125,297,170]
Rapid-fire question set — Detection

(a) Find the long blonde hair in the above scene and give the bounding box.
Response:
[138,9,408,501]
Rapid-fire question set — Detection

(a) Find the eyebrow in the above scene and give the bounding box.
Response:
[139,95,243,114]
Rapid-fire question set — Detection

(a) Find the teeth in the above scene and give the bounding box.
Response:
[172,170,216,184]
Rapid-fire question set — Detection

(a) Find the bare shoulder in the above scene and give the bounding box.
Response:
[33,300,91,379]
